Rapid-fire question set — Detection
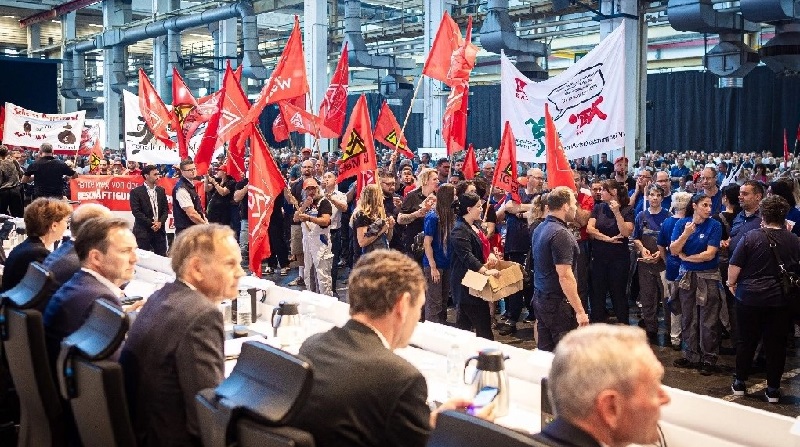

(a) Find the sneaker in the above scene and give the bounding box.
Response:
[287,277,305,287]
[263,267,274,275]
[280,267,290,276]
[731,379,746,396]
[671,338,682,351]
[765,387,781,403]
[699,362,716,376]
[497,323,517,336]
[673,358,697,369]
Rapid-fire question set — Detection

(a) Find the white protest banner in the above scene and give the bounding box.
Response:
[501,22,626,163]
[2,102,85,153]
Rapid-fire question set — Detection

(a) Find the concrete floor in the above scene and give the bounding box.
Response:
[272,267,800,418]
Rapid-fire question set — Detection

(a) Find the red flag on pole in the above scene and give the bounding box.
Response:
[279,101,337,139]
[492,121,521,202]
[192,87,226,176]
[216,61,252,146]
[236,16,309,135]
[88,137,104,174]
[446,16,478,86]
[442,83,469,155]
[248,129,286,277]
[462,144,478,180]
[784,128,789,169]
[273,95,306,142]
[138,68,176,148]
[172,68,198,159]
[545,103,577,191]
[338,95,378,187]
[319,42,349,137]
[221,130,247,181]
[421,12,462,85]
[374,101,414,159]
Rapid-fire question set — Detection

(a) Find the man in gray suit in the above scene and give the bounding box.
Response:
[43,203,113,285]
[292,249,486,447]
[121,224,245,447]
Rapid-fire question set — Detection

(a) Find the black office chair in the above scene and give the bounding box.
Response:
[426,410,544,447]
[195,341,315,447]
[0,262,64,447]
[56,299,133,447]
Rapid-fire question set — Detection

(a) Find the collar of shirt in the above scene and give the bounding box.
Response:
[81,267,125,299]
[178,279,199,291]
[357,319,391,350]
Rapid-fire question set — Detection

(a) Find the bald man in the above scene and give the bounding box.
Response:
[43,203,113,285]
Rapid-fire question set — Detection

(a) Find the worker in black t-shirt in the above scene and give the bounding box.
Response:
[21,143,77,199]
[397,168,439,257]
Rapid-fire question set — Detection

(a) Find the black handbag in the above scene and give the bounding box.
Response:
[762,229,800,314]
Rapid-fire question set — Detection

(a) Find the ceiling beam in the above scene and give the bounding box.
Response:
[19,0,101,28]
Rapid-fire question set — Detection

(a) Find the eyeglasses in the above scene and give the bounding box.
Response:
[182,167,196,172]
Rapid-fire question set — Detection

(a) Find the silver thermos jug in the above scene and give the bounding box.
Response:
[464,348,510,417]
[270,301,302,346]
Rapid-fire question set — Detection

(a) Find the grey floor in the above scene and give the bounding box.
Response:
[271,267,800,418]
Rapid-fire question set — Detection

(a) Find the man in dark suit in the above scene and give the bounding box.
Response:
[43,217,138,366]
[130,165,169,256]
[43,203,112,285]
[533,325,670,447]
[121,224,244,447]
[292,250,486,447]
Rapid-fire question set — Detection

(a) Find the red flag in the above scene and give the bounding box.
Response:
[492,121,520,202]
[192,88,226,176]
[422,12,462,85]
[236,16,309,135]
[234,64,242,82]
[374,101,414,159]
[0,105,4,142]
[172,68,198,159]
[338,95,377,183]
[248,129,286,277]
[355,170,376,200]
[784,128,789,169]
[319,42,349,137]
[280,101,336,139]
[138,68,176,148]
[446,16,478,85]
[273,95,307,142]
[544,103,576,191]
[442,82,469,155]
[222,130,247,181]
[462,144,478,180]
[88,137,104,174]
[216,61,252,148]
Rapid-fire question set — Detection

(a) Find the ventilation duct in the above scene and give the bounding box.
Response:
[60,46,75,99]
[238,0,268,79]
[480,0,548,58]
[668,0,759,82]
[343,0,415,70]
[67,40,97,99]
[740,0,800,75]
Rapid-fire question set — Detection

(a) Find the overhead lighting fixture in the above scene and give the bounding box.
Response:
[3,16,16,19]
[51,20,60,24]
[188,33,206,38]
[89,24,103,28]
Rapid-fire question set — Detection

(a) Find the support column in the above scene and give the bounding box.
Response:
[26,23,41,57]
[152,0,169,97]
[422,0,448,148]
[61,12,78,112]
[304,0,328,150]
[165,0,181,103]
[103,0,132,151]
[600,0,644,159]
[217,17,238,89]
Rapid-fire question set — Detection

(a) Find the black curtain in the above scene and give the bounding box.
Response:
[0,57,58,113]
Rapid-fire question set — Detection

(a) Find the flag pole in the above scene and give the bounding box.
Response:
[397,75,425,147]
[482,184,492,222]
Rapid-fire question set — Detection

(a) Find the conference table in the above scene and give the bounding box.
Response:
[130,249,800,447]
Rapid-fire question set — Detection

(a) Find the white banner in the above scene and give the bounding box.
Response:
[501,22,626,163]
[2,102,85,153]
[123,90,181,165]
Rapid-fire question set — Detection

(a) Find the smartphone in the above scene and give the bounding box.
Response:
[465,386,499,415]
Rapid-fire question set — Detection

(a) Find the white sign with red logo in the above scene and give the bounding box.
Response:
[501,22,626,163]
[2,102,86,153]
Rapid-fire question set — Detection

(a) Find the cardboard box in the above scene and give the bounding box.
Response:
[461,260,524,302]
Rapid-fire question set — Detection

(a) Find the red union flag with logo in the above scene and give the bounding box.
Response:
[492,121,520,202]
[338,95,377,183]
[248,129,285,277]
[500,22,626,163]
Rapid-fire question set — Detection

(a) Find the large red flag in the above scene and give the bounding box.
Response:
[319,42,349,137]
[784,128,789,169]
[87,137,104,174]
[544,103,577,191]
[279,101,337,139]
[138,68,176,148]
[192,88,226,176]
[216,61,252,146]
[338,95,377,184]
[172,68,198,159]
[248,129,286,277]
[273,95,307,142]
[462,144,478,180]
[446,16,478,86]
[237,16,309,135]
[374,101,414,159]
[422,12,462,85]
[492,121,521,202]
[221,130,247,181]
[442,82,469,155]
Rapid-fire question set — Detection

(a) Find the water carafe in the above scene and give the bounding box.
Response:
[271,301,302,346]
[464,348,510,417]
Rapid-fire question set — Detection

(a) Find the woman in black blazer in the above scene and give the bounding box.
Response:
[449,192,500,340]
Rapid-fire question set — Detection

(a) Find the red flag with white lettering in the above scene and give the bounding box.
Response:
[462,144,478,180]
[492,121,520,202]
[442,82,469,155]
[279,101,337,139]
[248,129,286,277]
[273,95,306,142]
[216,61,252,146]
[192,88,226,177]
[319,42,349,137]
[544,103,576,191]
[338,95,377,184]
[138,68,176,148]
[374,101,414,159]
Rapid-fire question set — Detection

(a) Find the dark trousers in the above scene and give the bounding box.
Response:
[457,298,494,340]
[267,217,289,268]
[340,211,352,267]
[533,290,578,352]
[133,227,168,257]
[504,252,527,323]
[590,253,630,323]
[0,187,22,217]
[330,229,341,290]
[576,240,591,313]
[735,301,792,388]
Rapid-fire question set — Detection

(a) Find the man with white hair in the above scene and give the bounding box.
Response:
[533,324,671,447]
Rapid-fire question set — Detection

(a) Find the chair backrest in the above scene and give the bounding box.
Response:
[1,262,59,314]
[195,341,315,447]
[56,300,133,447]
[426,410,544,447]
[1,305,64,446]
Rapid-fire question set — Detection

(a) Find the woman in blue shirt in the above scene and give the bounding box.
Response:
[670,193,723,376]
[423,184,456,323]
[657,191,693,350]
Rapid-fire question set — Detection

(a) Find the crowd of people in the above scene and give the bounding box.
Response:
[1,140,799,445]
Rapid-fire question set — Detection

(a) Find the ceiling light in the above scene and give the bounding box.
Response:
[89,24,103,28]
[189,33,206,38]
[3,16,16,19]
